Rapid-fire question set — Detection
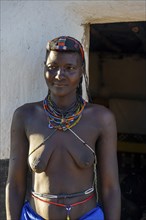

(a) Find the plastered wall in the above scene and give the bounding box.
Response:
[1,0,145,159]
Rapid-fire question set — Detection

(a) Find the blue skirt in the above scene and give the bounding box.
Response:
[20,201,104,220]
[20,201,44,220]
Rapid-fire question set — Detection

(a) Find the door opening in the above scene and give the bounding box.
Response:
[89,21,146,220]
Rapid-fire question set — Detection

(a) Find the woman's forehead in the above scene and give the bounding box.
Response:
[46,51,82,64]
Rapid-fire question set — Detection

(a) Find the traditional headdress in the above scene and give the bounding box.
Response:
[46,36,85,64]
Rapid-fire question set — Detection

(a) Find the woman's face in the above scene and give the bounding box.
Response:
[44,51,83,97]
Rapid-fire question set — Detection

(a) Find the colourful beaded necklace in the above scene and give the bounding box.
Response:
[43,95,86,131]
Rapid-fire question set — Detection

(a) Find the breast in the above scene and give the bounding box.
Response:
[28,142,95,173]
[68,143,95,168]
[28,156,47,173]
[28,141,55,173]
[28,129,96,173]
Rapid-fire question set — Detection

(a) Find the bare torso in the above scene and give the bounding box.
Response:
[23,101,104,219]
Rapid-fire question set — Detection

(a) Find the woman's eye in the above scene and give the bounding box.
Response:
[47,65,57,71]
[66,66,76,71]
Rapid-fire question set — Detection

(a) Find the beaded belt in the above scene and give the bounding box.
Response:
[31,188,95,220]
[31,186,94,199]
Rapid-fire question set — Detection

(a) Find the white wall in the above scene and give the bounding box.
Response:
[1,0,145,159]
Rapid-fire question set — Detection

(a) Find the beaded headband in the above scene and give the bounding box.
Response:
[46,36,85,63]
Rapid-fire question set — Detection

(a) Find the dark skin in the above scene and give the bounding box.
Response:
[6,51,121,220]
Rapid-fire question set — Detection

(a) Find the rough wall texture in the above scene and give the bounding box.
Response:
[1,1,145,159]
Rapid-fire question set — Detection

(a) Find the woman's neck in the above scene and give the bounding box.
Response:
[49,93,77,110]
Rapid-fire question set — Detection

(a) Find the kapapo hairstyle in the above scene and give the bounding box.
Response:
[45,36,91,101]
[46,36,85,63]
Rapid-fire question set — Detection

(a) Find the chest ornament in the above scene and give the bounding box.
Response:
[43,95,86,131]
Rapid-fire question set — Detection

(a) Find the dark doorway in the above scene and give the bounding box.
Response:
[89,21,146,220]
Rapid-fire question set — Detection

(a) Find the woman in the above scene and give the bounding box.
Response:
[6,36,121,220]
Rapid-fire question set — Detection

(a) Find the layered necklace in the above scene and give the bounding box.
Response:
[43,95,86,131]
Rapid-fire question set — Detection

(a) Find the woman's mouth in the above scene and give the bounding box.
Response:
[53,83,67,87]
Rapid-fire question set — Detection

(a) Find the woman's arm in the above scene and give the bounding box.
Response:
[5,107,29,220]
[97,109,121,220]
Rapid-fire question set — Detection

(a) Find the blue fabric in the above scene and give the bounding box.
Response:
[20,201,104,220]
[79,205,104,220]
[20,201,44,220]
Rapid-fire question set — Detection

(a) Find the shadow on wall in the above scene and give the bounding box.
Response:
[0,159,9,220]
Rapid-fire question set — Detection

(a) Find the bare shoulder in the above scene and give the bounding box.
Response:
[12,101,43,130]
[86,102,115,119]
[86,102,116,128]
[13,101,43,120]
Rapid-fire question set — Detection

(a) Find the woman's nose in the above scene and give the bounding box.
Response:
[55,68,65,80]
